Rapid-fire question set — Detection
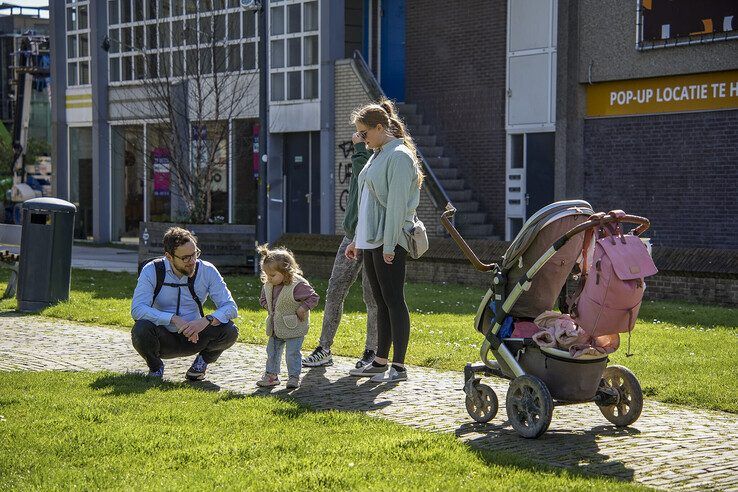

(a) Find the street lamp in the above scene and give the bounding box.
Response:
[242,0,268,269]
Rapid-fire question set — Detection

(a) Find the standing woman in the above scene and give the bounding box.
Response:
[346,99,424,382]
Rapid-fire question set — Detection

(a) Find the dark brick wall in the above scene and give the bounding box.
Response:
[405,0,507,237]
[583,110,738,249]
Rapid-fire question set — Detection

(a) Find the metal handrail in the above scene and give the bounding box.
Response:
[350,50,454,216]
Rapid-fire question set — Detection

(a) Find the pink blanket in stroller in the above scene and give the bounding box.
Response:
[527,311,620,357]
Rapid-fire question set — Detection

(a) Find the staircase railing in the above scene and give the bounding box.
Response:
[351,50,454,218]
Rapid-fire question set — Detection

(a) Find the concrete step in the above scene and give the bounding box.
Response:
[424,157,451,168]
[418,146,444,158]
[438,178,465,191]
[407,124,431,136]
[457,223,496,238]
[396,103,418,115]
[414,135,437,147]
[451,200,480,213]
[431,167,459,179]
[454,212,487,225]
[403,113,423,126]
[446,189,473,202]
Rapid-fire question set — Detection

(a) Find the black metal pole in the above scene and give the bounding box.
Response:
[256,0,268,250]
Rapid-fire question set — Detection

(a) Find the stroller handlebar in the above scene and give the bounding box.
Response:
[564,212,651,240]
[441,204,496,272]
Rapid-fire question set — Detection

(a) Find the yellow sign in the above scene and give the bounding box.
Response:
[586,71,738,117]
[65,93,92,109]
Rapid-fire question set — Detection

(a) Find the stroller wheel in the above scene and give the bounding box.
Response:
[597,365,643,427]
[506,375,553,439]
[465,383,498,423]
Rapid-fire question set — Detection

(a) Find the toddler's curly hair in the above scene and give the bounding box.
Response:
[257,244,303,285]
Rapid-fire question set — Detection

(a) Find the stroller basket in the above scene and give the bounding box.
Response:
[504,339,608,401]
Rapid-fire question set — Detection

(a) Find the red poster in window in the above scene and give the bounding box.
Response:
[152,147,170,197]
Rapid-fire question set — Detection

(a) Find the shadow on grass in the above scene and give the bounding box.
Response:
[90,372,222,395]
[457,421,639,483]
[90,372,179,395]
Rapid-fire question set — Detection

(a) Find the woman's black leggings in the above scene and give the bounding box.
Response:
[362,245,410,364]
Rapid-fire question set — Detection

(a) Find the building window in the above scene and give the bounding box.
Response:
[107,0,259,84]
[66,1,92,87]
[269,0,319,102]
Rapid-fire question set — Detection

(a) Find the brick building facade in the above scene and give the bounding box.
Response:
[405,0,508,238]
[583,110,738,249]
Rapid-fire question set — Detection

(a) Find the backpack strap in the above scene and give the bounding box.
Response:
[568,217,600,317]
[580,228,595,275]
[151,258,166,306]
[187,260,205,318]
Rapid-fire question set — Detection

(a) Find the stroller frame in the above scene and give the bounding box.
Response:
[441,200,650,438]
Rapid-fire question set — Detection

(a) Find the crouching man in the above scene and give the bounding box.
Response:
[131,227,239,380]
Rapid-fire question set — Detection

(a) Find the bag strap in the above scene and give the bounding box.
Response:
[581,227,595,274]
[365,182,386,208]
[187,261,204,317]
[569,212,603,315]
[151,258,166,306]
[365,182,419,224]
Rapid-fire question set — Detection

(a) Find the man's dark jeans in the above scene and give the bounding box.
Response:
[131,319,239,372]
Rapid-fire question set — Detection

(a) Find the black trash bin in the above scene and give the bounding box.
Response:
[17,198,76,312]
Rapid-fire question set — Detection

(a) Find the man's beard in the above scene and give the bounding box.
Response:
[174,263,195,277]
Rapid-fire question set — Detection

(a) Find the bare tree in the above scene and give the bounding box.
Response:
[108,5,258,224]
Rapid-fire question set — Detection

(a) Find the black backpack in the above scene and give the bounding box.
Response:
[144,257,204,317]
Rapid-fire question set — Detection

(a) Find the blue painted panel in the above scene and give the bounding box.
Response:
[380,0,405,101]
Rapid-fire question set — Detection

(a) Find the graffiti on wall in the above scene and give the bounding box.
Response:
[337,140,355,212]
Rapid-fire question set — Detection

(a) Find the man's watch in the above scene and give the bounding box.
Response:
[205,314,214,327]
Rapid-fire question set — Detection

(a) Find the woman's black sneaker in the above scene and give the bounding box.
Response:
[355,349,376,369]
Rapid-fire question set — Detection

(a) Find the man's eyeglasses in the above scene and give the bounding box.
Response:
[358,130,368,139]
[173,249,201,263]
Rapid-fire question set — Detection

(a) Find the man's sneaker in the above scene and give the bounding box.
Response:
[370,366,407,383]
[286,375,300,389]
[302,346,333,367]
[256,373,280,387]
[349,363,387,377]
[186,355,207,381]
[355,349,376,369]
[147,364,164,378]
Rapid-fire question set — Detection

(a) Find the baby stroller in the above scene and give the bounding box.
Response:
[441,200,652,439]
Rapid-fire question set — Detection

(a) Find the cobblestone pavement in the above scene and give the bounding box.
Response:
[1,315,736,491]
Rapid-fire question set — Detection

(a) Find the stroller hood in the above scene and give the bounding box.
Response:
[503,200,594,318]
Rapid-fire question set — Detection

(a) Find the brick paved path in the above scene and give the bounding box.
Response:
[1,315,736,491]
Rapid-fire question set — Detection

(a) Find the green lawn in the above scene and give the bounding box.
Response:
[0,371,646,491]
[2,269,736,413]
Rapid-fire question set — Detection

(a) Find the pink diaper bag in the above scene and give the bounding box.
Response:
[571,212,658,337]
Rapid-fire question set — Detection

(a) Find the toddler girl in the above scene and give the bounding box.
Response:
[256,245,319,389]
